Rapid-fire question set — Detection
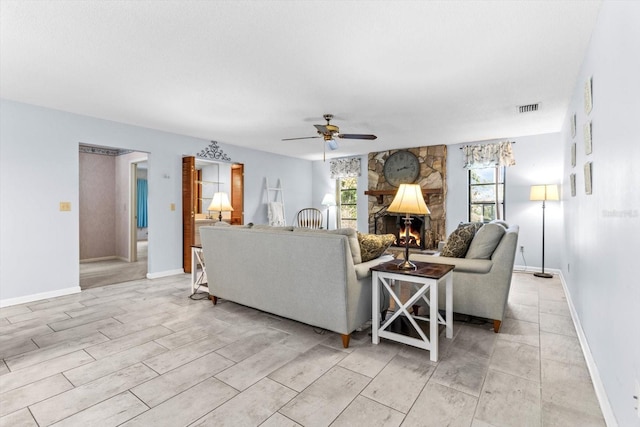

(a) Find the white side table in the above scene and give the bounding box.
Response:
[190,245,208,294]
[371,261,454,362]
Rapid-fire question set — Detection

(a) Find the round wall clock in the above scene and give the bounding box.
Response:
[383,150,420,187]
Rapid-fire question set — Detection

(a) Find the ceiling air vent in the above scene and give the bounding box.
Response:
[518,103,539,113]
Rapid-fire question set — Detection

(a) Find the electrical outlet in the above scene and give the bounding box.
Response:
[520,245,524,253]
[59,202,71,211]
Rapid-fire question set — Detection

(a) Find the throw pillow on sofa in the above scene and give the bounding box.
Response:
[465,223,506,259]
[357,232,396,262]
[440,223,483,258]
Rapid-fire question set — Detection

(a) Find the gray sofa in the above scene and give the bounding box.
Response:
[199,225,394,347]
[409,222,519,332]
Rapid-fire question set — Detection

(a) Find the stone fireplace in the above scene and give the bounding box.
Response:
[366,146,447,250]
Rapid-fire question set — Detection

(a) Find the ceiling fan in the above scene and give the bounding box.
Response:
[282,114,377,159]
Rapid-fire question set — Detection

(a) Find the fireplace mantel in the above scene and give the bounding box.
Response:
[364,188,442,204]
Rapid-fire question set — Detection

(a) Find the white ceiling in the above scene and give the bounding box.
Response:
[0,1,602,160]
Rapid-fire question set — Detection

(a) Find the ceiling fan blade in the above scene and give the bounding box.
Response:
[314,124,329,134]
[327,139,339,150]
[338,134,377,140]
[281,136,322,141]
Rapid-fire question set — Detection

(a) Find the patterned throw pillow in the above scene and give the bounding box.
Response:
[357,233,396,262]
[440,223,483,258]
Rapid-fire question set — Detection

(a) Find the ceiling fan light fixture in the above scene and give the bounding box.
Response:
[327,139,339,150]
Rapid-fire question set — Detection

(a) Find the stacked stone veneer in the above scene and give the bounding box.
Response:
[367,145,447,250]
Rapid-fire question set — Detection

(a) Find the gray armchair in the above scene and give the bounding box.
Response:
[410,223,519,332]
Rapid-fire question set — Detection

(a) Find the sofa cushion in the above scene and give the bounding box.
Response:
[357,233,396,262]
[293,228,362,265]
[490,219,509,228]
[465,223,506,259]
[440,223,482,258]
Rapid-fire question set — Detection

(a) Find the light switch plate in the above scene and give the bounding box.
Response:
[59,202,71,211]
[170,203,176,211]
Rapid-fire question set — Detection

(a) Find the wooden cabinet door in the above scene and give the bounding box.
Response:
[231,163,244,225]
[182,156,196,273]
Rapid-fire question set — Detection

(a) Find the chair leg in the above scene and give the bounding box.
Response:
[493,319,501,333]
[210,295,218,305]
[341,334,351,348]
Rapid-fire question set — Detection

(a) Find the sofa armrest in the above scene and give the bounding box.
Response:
[354,254,395,280]
[409,254,493,274]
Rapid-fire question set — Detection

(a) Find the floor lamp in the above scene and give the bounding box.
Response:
[387,184,430,270]
[529,184,559,278]
[321,193,335,230]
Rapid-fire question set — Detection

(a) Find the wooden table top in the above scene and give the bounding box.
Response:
[370,261,454,279]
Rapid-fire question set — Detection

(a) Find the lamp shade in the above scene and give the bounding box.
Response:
[529,184,559,201]
[321,193,336,207]
[387,184,430,215]
[208,192,234,212]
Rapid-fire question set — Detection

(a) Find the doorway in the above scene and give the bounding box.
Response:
[78,144,149,289]
[182,157,244,273]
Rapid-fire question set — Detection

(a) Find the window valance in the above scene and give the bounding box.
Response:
[463,141,515,169]
[330,157,361,179]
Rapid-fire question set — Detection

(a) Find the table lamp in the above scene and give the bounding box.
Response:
[208,192,234,222]
[387,184,430,269]
[529,184,559,278]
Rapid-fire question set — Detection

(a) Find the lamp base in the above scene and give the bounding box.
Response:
[534,272,553,278]
[397,259,417,270]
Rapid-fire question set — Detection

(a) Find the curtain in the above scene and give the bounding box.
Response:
[330,157,361,179]
[137,179,148,228]
[462,141,515,169]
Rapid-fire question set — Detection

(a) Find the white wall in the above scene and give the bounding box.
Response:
[0,100,312,304]
[447,134,564,272]
[560,2,640,425]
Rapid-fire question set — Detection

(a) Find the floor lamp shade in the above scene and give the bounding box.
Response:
[387,184,430,269]
[529,185,559,202]
[208,192,234,222]
[530,184,559,278]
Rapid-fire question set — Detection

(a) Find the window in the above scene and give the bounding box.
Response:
[337,177,357,229]
[469,166,505,222]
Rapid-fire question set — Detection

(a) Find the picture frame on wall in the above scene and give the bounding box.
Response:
[571,113,577,138]
[570,173,576,197]
[571,142,576,167]
[584,121,592,155]
[584,76,593,114]
[584,162,593,195]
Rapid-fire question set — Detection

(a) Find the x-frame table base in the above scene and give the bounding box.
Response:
[371,262,453,362]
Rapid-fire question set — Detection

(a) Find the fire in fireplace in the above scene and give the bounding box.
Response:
[382,214,427,250]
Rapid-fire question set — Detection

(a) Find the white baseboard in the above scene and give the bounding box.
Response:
[0,286,81,308]
[559,272,618,427]
[146,269,184,279]
[80,256,117,263]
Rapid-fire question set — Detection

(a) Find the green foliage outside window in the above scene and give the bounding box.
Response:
[469,167,505,222]
[339,177,357,230]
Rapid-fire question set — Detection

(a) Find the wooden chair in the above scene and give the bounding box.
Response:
[294,208,323,229]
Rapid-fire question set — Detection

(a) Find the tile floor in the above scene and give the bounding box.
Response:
[0,272,606,426]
